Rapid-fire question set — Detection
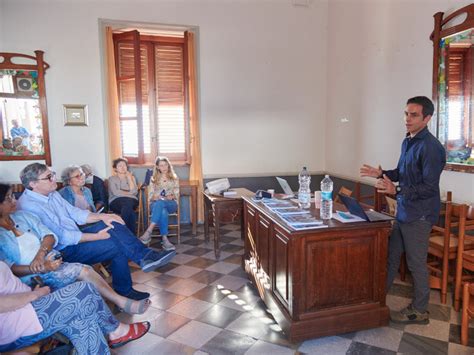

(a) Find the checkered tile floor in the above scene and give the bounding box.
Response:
[111,224,474,354]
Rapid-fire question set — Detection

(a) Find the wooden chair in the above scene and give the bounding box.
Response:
[461,282,474,346]
[334,186,353,203]
[354,182,376,209]
[141,185,181,244]
[385,196,397,217]
[453,204,474,311]
[428,202,474,304]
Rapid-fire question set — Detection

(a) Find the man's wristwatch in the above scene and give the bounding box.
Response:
[395,186,402,195]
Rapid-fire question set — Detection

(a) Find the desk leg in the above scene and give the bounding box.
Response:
[204,198,210,243]
[240,207,245,240]
[214,207,221,259]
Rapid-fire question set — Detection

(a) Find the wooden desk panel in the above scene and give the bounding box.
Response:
[203,188,254,258]
[243,197,391,342]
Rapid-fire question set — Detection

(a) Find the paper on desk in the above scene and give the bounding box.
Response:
[291,223,328,230]
[332,211,365,223]
[290,198,316,204]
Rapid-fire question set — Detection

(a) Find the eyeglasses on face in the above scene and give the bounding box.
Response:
[70,172,85,180]
[4,194,16,202]
[37,171,56,182]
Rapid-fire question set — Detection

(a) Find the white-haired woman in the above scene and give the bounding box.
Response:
[59,165,96,212]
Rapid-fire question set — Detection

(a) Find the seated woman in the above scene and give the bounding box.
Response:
[108,158,139,233]
[81,164,108,212]
[12,136,32,155]
[0,183,150,315]
[60,165,96,212]
[140,156,179,251]
[0,261,150,354]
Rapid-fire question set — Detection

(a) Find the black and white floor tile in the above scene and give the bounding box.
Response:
[112,224,474,354]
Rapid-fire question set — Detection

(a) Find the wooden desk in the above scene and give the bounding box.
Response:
[203,188,254,258]
[242,197,391,342]
[179,180,199,235]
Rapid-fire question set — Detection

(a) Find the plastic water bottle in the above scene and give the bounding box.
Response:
[298,167,311,209]
[320,174,333,219]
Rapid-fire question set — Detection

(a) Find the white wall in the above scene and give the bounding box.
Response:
[0,1,3,49]
[0,0,328,181]
[326,0,474,203]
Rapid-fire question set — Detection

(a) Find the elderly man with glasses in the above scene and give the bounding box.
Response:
[17,163,176,301]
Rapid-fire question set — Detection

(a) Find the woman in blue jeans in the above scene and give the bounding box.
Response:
[0,261,150,354]
[140,156,179,250]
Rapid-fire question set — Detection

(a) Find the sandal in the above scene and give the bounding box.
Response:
[140,232,152,244]
[123,298,151,315]
[109,321,151,349]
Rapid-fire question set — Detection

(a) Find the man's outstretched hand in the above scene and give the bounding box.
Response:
[360,164,382,178]
[375,174,396,195]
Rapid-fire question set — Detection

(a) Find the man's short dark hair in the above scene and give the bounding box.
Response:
[406,96,435,118]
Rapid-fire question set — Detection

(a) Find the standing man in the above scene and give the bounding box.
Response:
[10,119,29,139]
[10,119,30,147]
[360,96,446,324]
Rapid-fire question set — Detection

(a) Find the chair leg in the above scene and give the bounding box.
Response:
[455,271,462,312]
[441,254,450,304]
[177,213,181,245]
[461,282,470,346]
[93,263,110,278]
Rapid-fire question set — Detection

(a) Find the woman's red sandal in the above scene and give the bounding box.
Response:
[109,321,151,349]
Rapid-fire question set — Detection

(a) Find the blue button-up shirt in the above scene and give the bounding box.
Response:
[17,189,90,250]
[0,211,58,267]
[59,185,96,212]
[383,127,446,225]
[10,126,29,138]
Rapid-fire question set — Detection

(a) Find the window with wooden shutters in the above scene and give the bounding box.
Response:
[113,32,189,165]
[446,46,472,144]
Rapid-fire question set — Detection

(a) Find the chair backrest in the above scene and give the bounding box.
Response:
[385,196,397,216]
[334,186,352,203]
[143,168,153,187]
[454,204,473,259]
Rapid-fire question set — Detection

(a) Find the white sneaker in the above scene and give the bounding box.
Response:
[161,235,176,251]
[140,232,152,245]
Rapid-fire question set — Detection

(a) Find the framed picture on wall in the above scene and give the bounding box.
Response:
[63,104,88,126]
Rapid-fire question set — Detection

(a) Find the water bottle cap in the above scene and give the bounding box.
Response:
[325,174,329,178]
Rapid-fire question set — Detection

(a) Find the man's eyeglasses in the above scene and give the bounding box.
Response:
[37,171,56,182]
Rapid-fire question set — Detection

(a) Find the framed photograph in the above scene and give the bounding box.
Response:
[63,104,88,126]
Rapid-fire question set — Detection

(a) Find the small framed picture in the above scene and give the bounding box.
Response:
[63,104,88,126]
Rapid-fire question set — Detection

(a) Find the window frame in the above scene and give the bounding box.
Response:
[113,31,190,166]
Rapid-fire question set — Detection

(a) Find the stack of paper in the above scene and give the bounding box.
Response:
[260,198,327,230]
